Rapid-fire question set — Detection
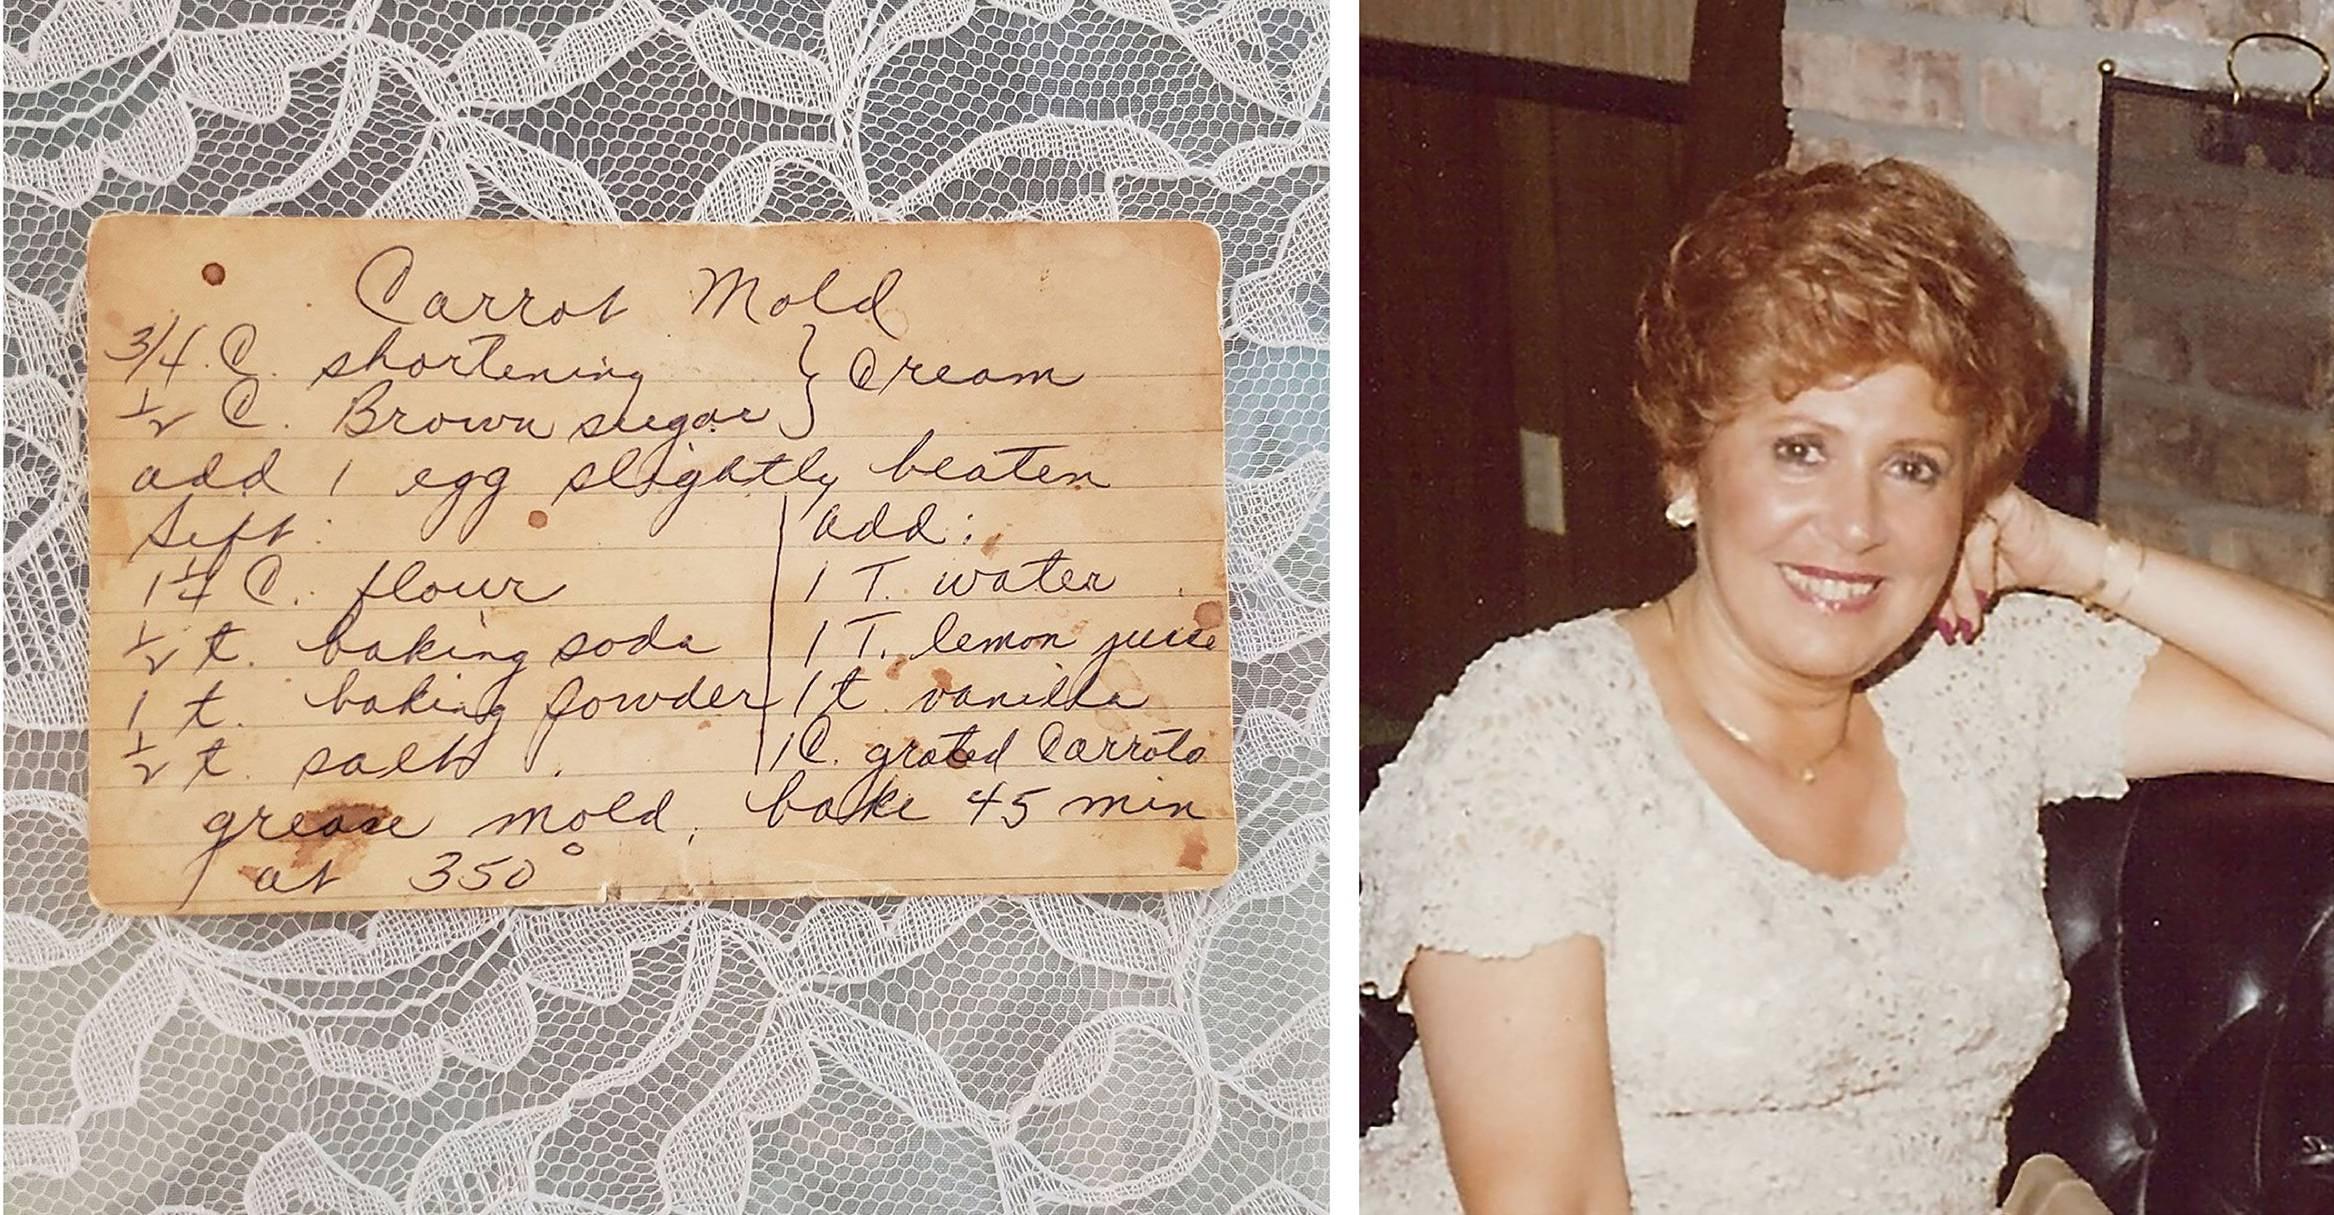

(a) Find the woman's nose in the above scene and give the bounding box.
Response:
[1822,475,1887,551]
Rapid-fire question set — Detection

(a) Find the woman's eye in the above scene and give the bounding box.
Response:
[1889,454,1943,485]
[1773,437,1822,466]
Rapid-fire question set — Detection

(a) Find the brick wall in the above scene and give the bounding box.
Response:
[1781,0,2334,595]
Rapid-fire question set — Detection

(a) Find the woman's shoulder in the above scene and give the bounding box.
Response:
[1423,610,1640,724]
[1880,591,2161,803]
[1362,611,1640,979]
[1890,592,2158,695]
[1371,610,1645,810]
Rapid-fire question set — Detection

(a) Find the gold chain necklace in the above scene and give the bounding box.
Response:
[1661,595,1853,785]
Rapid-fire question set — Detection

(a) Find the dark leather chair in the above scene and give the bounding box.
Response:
[2005,774,2334,1215]
[1359,751,2334,1215]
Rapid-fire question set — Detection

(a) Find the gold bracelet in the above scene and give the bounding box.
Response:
[2104,539,2149,615]
[2075,524,2116,611]
[2078,526,2146,618]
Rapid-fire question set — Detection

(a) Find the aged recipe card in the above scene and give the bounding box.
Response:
[86,216,1231,914]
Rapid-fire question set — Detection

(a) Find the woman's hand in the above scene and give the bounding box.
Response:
[1936,487,2104,643]
[1940,486,2333,779]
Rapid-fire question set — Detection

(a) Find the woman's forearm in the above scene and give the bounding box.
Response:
[2061,520,2334,741]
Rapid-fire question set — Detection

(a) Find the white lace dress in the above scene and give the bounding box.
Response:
[1359,594,2160,1215]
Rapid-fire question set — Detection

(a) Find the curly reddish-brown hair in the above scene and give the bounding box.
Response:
[1632,158,2065,510]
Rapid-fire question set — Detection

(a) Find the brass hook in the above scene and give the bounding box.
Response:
[2225,31,2329,120]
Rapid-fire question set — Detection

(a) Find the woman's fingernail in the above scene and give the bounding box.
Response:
[1958,619,1977,643]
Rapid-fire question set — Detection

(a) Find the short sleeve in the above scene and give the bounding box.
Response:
[1968,594,2162,804]
[1359,632,1615,1010]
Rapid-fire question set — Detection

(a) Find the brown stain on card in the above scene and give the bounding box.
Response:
[932,668,953,691]
[1193,601,1225,629]
[885,656,909,680]
[527,510,549,529]
[289,800,393,870]
[981,532,1002,556]
[1176,831,1209,871]
[88,492,135,559]
[289,835,332,869]
[201,262,226,286]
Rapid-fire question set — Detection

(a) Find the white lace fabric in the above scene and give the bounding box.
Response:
[2,2,1330,1211]
[1359,596,2160,1215]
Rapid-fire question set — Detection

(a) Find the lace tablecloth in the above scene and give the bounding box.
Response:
[3,2,1330,1210]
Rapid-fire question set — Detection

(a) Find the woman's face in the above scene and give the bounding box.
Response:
[1682,362,1973,685]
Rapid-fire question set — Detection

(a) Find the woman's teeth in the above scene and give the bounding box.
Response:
[1780,567,1880,607]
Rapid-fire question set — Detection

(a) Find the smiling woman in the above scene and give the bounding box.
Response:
[1358,159,2334,1215]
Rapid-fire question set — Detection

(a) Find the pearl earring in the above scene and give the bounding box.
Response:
[1664,493,1698,529]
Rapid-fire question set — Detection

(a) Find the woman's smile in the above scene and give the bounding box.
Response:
[1776,564,1885,612]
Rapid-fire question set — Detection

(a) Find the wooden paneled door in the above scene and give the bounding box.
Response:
[1360,44,1705,724]
[1358,0,1788,728]
[1359,66,1530,725]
